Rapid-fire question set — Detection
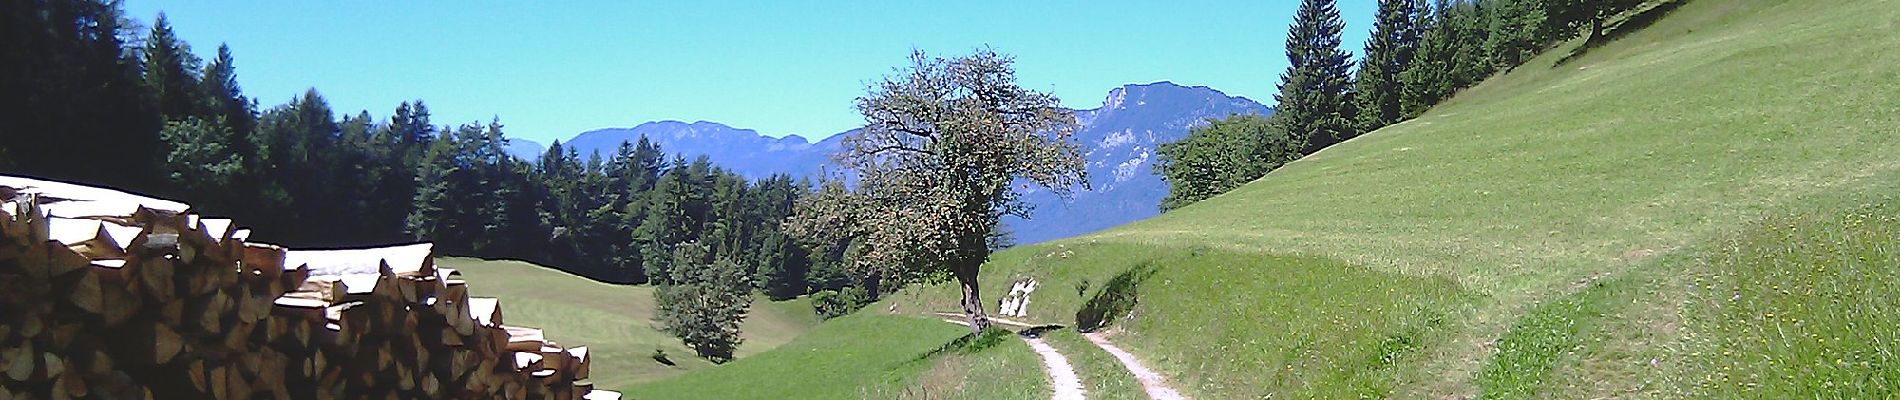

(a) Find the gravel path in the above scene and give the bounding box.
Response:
[1025,336,1088,400]
[1083,332,1188,400]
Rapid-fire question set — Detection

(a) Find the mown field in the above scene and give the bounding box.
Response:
[628,0,1900,398]
[439,257,822,390]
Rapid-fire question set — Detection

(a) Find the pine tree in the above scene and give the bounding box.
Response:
[1274,0,1358,154]
[1353,0,1420,132]
[1484,0,1545,69]
[142,13,204,122]
[1447,1,1495,89]
[200,44,256,137]
[636,160,692,284]
[1400,0,1456,117]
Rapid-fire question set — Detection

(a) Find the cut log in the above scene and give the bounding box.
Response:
[3,341,34,381]
[567,346,590,381]
[152,323,184,365]
[63,268,103,314]
[503,326,546,352]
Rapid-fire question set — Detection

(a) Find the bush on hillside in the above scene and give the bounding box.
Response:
[1155,115,1298,211]
[811,286,871,320]
[654,242,753,363]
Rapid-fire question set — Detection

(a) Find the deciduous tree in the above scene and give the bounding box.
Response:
[787,49,1087,333]
[654,242,753,363]
[1155,115,1297,211]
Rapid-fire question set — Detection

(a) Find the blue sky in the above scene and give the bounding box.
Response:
[124,1,1375,143]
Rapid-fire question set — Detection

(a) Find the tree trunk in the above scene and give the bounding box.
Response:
[1588,16,1605,43]
[954,264,991,334]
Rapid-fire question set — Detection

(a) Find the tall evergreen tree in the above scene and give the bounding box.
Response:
[1483,0,1545,68]
[1353,0,1420,132]
[142,13,204,122]
[1274,0,1358,154]
[1447,1,1495,89]
[1400,0,1456,117]
[200,44,256,136]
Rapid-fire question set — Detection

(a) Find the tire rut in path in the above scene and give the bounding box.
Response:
[1025,335,1088,400]
[1083,332,1188,400]
[939,318,1087,399]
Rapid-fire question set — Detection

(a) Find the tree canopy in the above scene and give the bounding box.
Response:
[787,48,1086,333]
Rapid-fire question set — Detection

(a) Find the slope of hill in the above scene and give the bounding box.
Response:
[643,0,1900,398]
[439,257,822,390]
[559,82,1270,244]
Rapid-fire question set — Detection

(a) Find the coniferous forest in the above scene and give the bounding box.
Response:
[1,1,847,300]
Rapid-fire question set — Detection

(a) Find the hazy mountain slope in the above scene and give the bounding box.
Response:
[1006,82,1270,243]
[503,137,544,161]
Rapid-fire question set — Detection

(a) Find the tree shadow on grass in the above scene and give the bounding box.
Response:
[1074,261,1160,333]
[1554,0,1693,67]
[912,327,1018,363]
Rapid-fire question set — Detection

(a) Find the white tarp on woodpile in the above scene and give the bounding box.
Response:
[287,242,437,278]
[0,175,190,217]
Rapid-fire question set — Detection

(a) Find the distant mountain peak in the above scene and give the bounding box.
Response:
[1101,81,1259,111]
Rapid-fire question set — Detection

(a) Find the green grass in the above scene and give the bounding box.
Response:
[1478,278,1621,399]
[439,257,821,389]
[632,0,1900,397]
[1680,200,1900,397]
[882,328,1050,399]
[623,312,973,399]
[904,244,1464,398]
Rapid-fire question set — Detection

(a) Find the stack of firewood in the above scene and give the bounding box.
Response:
[0,176,620,400]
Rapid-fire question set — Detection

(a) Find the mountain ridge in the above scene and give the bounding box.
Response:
[539,81,1270,243]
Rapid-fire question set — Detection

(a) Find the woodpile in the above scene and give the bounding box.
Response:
[0,175,619,400]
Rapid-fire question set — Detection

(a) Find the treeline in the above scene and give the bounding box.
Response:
[0,1,854,299]
[1157,0,1648,210]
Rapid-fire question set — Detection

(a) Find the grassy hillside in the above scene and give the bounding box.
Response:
[887,0,1900,398]
[439,257,822,390]
[624,312,993,399]
[632,0,1900,397]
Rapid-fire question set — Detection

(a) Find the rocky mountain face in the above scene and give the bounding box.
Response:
[541,81,1270,244]
[1005,82,1270,243]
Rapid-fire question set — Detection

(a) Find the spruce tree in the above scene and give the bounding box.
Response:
[200,44,256,136]
[1447,1,1495,89]
[1400,0,1456,117]
[142,13,204,122]
[1353,0,1420,132]
[1274,0,1358,154]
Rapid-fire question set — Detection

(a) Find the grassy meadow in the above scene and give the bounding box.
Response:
[439,257,822,390]
[621,312,973,399]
